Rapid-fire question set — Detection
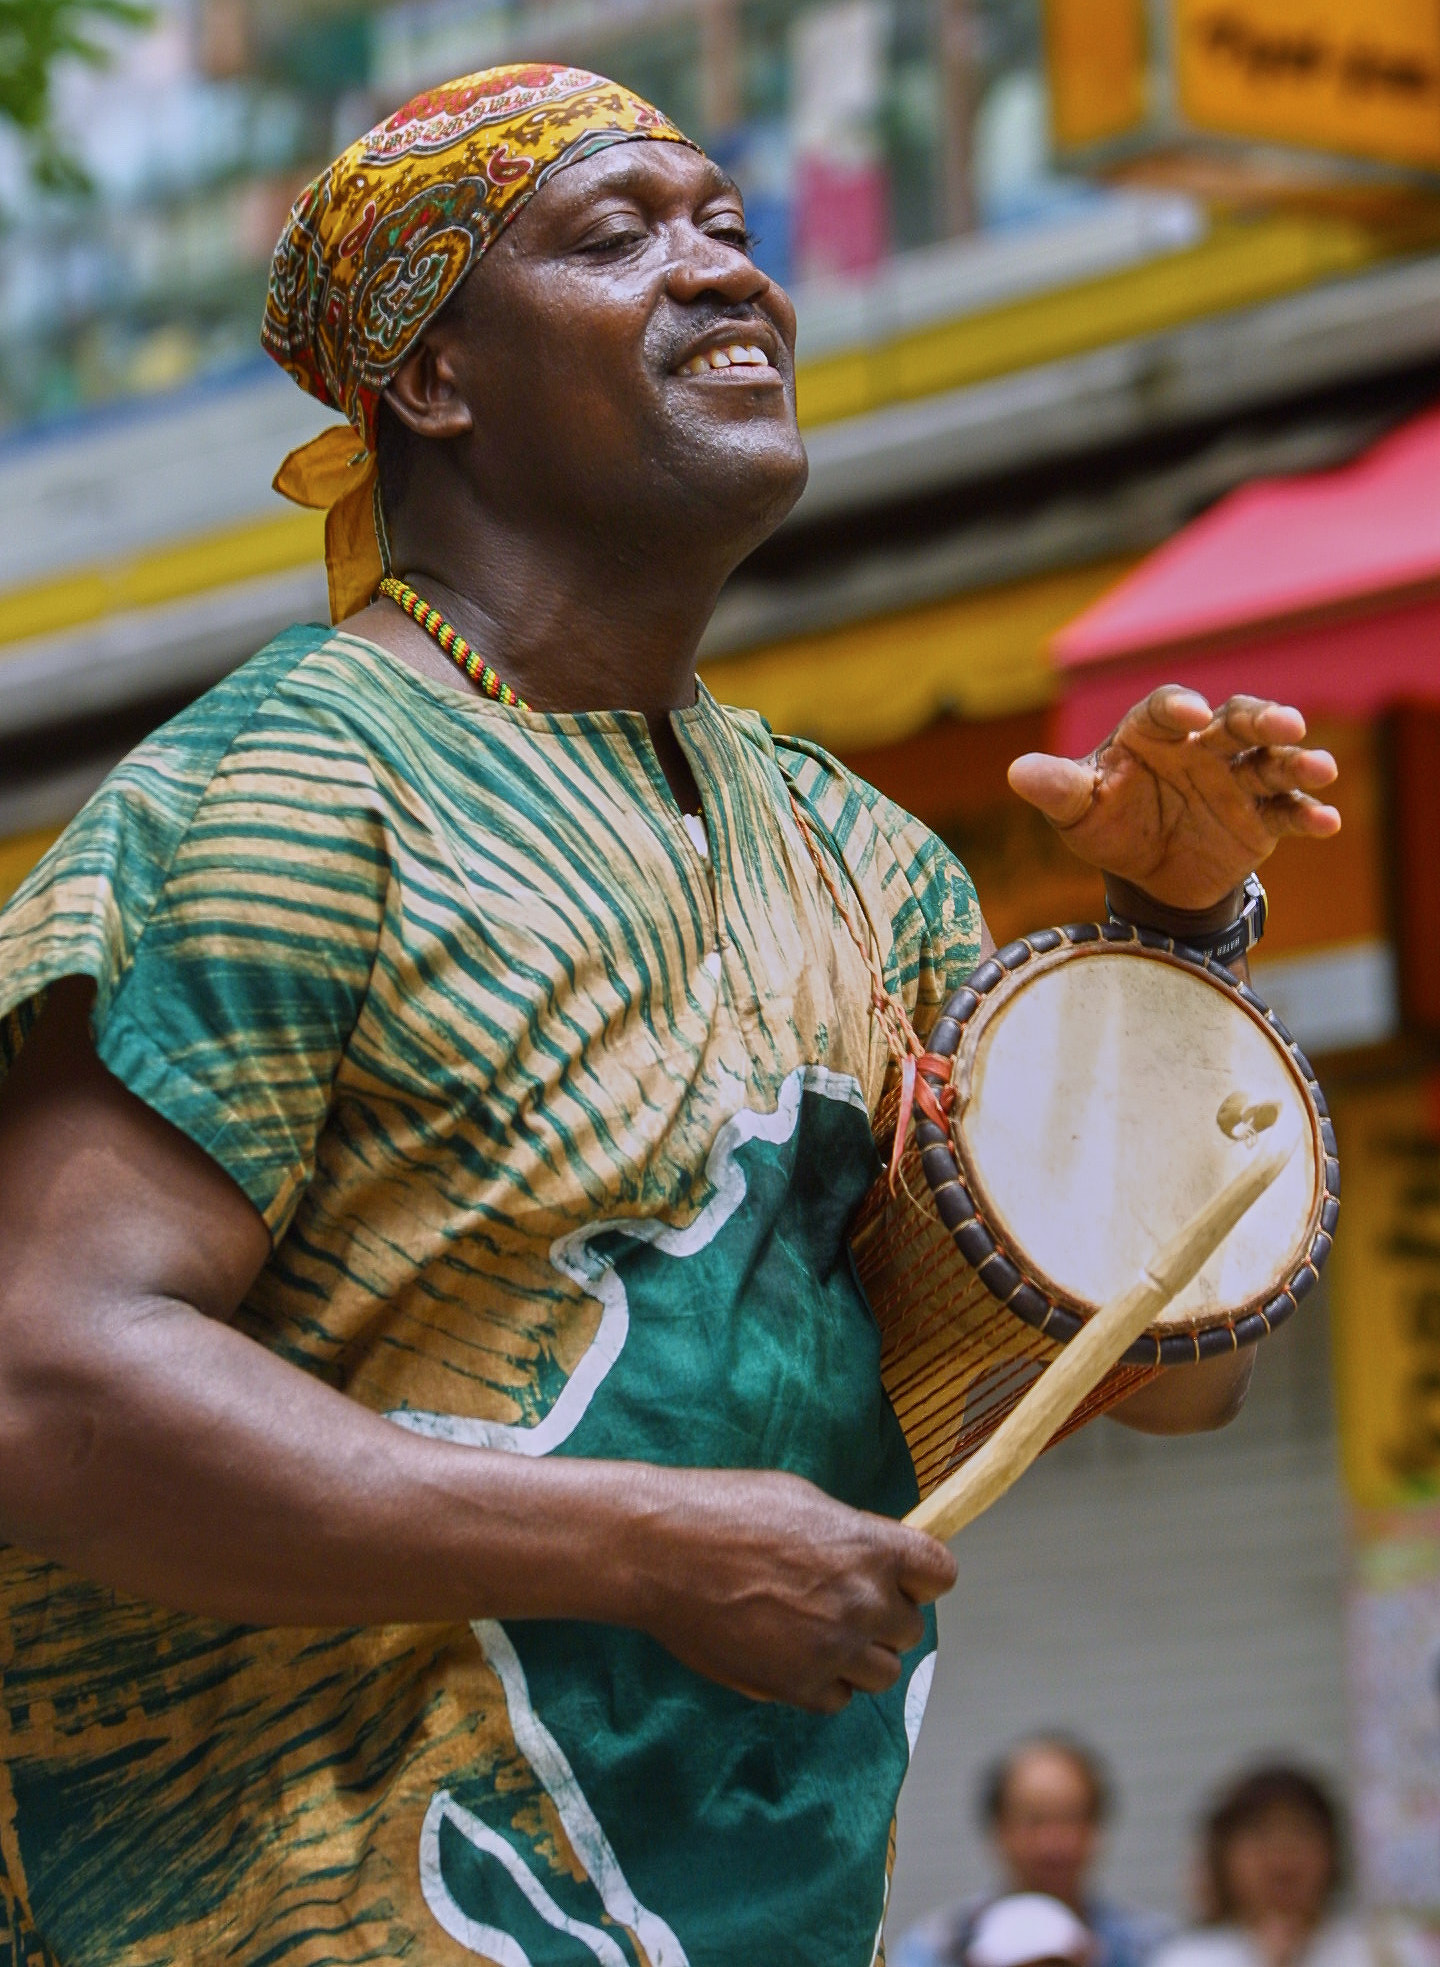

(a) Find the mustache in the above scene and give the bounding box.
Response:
[650,302,779,371]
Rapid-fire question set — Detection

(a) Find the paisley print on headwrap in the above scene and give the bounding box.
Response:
[263,64,696,622]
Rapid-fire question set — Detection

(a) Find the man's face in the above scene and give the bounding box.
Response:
[992,1751,1102,1908]
[1220,1807,1333,1925]
[420,140,808,560]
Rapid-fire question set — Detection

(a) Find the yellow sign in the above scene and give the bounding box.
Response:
[1175,0,1440,168]
[1330,1078,1440,1509]
[1045,0,1149,148]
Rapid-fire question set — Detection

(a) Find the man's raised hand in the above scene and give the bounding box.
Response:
[1006,688,1341,914]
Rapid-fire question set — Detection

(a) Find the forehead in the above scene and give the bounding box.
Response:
[1003,1751,1095,1810]
[522,140,740,225]
[1232,1803,1329,1839]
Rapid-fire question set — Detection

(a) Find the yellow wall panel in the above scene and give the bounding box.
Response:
[796,212,1381,427]
[1331,1077,1440,1509]
[0,509,325,653]
[0,827,62,908]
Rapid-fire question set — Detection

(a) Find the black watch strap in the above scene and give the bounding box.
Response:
[1107,873,1268,965]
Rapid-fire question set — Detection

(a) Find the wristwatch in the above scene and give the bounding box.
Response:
[1106,872,1268,967]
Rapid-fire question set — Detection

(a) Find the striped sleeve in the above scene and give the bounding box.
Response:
[0,634,390,1238]
[774,734,983,1025]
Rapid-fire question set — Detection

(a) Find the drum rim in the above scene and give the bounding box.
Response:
[913,922,1340,1367]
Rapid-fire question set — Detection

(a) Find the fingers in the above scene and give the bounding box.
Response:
[812,1626,914,1713]
[1005,689,1299,822]
[808,1643,910,1714]
[1259,791,1343,838]
[825,1535,945,1703]
[777,1516,942,1708]
[1005,685,1218,824]
[1232,744,1337,797]
[892,1525,958,1605]
[870,1580,928,1657]
[1112,688,1311,760]
[847,1642,907,1697]
[726,1569,922,1713]
[1198,694,1309,755]
[1006,752,1098,827]
[1117,690,1343,842]
[1126,684,1214,742]
[1095,689,1316,765]
[1222,739,1341,838]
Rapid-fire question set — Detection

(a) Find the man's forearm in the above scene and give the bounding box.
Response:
[0,1281,959,1712]
[0,1287,657,1628]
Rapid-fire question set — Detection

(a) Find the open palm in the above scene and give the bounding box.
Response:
[1008,688,1341,914]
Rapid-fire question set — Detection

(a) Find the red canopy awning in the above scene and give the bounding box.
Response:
[1051,402,1440,753]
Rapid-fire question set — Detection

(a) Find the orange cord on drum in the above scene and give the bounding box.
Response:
[892,1052,957,1193]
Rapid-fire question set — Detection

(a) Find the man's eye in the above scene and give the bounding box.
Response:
[576,226,647,255]
[708,222,757,254]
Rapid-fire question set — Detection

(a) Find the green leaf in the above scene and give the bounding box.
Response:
[0,0,155,193]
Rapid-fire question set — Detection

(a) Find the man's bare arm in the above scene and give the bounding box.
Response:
[0,978,954,1712]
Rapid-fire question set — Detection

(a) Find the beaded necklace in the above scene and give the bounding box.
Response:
[378,575,530,709]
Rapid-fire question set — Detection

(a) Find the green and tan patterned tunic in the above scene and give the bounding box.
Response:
[0,627,981,1967]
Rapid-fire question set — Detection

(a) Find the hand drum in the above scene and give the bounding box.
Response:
[850,925,1338,1505]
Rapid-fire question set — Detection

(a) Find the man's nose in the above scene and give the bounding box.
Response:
[664,231,770,309]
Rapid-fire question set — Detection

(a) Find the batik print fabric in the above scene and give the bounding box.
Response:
[0,633,981,1967]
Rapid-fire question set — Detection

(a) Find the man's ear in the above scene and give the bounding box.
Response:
[383,331,474,441]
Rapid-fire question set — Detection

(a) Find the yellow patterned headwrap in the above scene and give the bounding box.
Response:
[263,64,696,621]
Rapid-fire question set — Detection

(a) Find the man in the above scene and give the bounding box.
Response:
[0,64,1340,1967]
[896,1736,1172,1967]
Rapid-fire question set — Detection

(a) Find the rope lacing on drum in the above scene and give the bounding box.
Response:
[785,792,955,1194]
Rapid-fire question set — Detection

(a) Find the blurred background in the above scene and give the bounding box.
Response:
[0,0,1438,1952]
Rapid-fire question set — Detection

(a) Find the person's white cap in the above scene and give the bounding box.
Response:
[966,1894,1095,1967]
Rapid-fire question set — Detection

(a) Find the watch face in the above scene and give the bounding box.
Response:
[1244,878,1267,947]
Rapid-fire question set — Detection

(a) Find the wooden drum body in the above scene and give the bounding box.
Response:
[852,924,1339,1499]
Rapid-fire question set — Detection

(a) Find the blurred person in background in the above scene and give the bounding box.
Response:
[1153,1765,1433,1967]
[896,1735,1173,1967]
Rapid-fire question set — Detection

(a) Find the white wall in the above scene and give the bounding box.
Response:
[888,1292,1349,1946]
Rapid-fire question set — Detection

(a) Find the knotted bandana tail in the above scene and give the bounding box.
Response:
[274,428,383,625]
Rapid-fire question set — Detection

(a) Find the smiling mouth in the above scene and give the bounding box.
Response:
[676,341,777,377]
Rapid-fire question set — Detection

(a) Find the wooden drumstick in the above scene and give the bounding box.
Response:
[905,1134,1299,1543]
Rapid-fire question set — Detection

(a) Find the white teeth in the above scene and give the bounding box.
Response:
[677,342,772,375]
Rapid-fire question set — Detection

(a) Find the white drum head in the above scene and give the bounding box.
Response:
[951,943,1323,1328]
